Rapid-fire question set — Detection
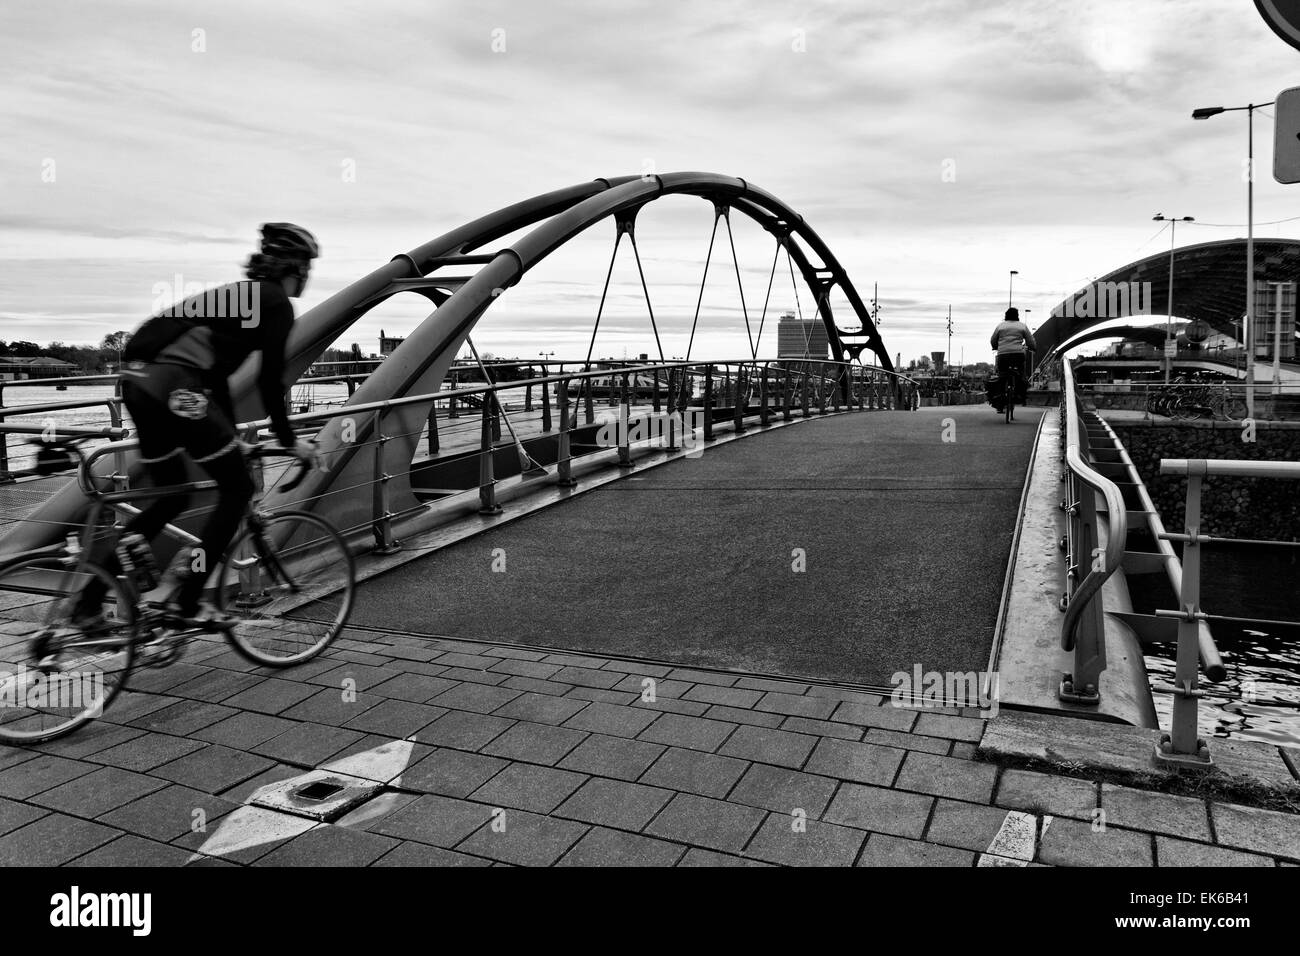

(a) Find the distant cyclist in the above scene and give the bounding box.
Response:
[72,223,320,630]
[990,306,1037,403]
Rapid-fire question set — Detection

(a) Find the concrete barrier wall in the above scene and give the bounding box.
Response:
[1109,420,1300,540]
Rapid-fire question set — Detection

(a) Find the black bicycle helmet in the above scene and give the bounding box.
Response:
[259,222,319,261]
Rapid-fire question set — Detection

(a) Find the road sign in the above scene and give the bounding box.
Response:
[1164,341,1178,358]
[1256,0,1300,53]
[1276,86,1300,183]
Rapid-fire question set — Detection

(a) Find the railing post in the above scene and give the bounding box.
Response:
[371,409,402,553]
[556,378,577,487]
[541,374,552,433]
[584,377,595,425]
[665,369,680,451]
[1059,478,1105,704]
[759,367,770,426]
[490,392,502,443]
[618,373,633,468]
[1161,470,1209,763]
[427,401,440,454]
[783,367,793,422]
[733,368,746,433]
[525,381,533,412]
[703,365,715,441]
[478,397,502,514]
[0,380,7,479]
[652,368,661,414]
[817,371,827,414]
[801,369,810,417]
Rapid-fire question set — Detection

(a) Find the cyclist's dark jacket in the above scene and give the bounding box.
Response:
[123,280,297,447]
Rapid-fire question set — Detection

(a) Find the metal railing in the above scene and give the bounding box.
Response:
[1154,457,1300,765]
[1,357,919,562]
[1057,359,1128,703]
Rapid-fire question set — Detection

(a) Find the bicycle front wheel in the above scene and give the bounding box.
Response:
[215,510,355,667]
[1222,396,1249,421]
[0,557,136,743]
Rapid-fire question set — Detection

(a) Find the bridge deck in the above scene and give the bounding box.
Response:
[350,405,1045,688]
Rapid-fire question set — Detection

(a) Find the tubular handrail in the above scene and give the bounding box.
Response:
[1161,459,1300,479]
[1060,359,1128,653]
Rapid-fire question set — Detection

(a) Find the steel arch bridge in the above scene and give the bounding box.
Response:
[237,172,895,523]
[4,173,900,554]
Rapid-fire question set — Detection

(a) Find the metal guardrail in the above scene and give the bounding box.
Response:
[1057,359,1128,704]
[3,357,920,560]
[1153,457,1300,766]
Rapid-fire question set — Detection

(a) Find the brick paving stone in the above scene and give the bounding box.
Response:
[666,668,738,687]
[434,651,498,670]
[639,747,749,799]
[101,691,178,723]
[470,762,587,813]
[0,753,97,799]
[167,669,262,703]
[562,701,659,738]
[804,738,905,787]
[614,675,694,698]
[429,682,521,714]
[684,684,764,708]
[895,751,997,803]
[308,662,407,691]
[492,692,589,726]
[456,809,588,866]
[950,742,978,759]
[996,769,1097,819]
[1037,816,1153,867]
[416,710,515,751]
[220,678,332,715]
[95,784,240,842]
[644,793,765,854]
[704,705,784,728]
[279,687,380,726]
[544,652,612,669]
[91,733,211,773]
[193,712,298,749]
[254,824,400,866]
[555,778,674,831]
[342,699,447,738]
[251,722,364,766]
[781,716,863,741]
[0,797,48,837]
[804,686,883,705]
[322,735,434,781]
[152,744,276,793]
[823,783,933,839]
[121,661,209,695]
[551,666,624,689]
[1099,784,1209,840]
[482,646,549,661]
[1156,836,1276,867]
[678,848,771,866]
[503,676,575,697]
[565,686,637,705]
[402,749,509,798]
[727,764,838,817]
[912,712,987,742]
[487,658,564,680]
[30,766,168,818]
[369,671,460,702]
[1211,802,1300,861]
[734,677,811,695]
[370,794,492,847]
[125,700,238,736]
[372,843,492,866]
[744,814,866,867]
[0,745,40,771]
[830,701,917,731]
[925,799,1019,853]
[638,713,737,752]
[558,734,665,781]
[335,791,421,831]
[200,649,263,672]
[858,833,975,867]
[717,725,817,769]
[0,813,121,866]
[557,826,685,866]
[438,666,510,686]
[864,727,950,755]
[631,696,710,716]
[601,660,673,678]
[66,834,194,866]
[480,721,587,766]
[755,692,838,720]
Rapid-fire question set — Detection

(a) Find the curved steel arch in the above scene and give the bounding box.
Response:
[259,173,893,528]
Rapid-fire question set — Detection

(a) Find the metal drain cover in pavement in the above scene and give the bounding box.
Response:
[249,770,383,822]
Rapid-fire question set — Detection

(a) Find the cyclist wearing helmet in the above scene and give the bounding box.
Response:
[73,223,320,629]
[990,306,1037,402]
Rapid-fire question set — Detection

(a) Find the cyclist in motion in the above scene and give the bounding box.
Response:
[990,306,1037,421]
[72,223,321,630]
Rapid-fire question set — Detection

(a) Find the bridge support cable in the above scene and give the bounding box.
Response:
[722,209,757,361]
[752,242,781,358]
[685,209,724,362]
[627,230,665,364]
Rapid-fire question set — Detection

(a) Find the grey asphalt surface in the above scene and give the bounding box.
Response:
[350,406,1045,687]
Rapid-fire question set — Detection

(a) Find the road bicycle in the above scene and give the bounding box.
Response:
[0,437,355,742]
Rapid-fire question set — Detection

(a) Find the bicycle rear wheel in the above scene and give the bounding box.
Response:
[0,557,136,742]
[215,510,354,667]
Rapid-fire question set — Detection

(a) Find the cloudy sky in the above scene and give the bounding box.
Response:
[4,0,1300,366]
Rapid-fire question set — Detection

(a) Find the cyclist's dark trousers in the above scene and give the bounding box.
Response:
[76,364,255,616]
[996,353,1027,401]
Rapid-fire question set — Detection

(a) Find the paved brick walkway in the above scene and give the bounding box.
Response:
[1,628,1297,866]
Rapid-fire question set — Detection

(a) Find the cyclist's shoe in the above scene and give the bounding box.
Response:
[69,609,109,636]
[163,602,238,633]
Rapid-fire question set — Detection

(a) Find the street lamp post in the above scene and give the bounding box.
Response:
[1193,102,1273,419]
[1008,270,1018,308]
[1152,214,1194,384]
